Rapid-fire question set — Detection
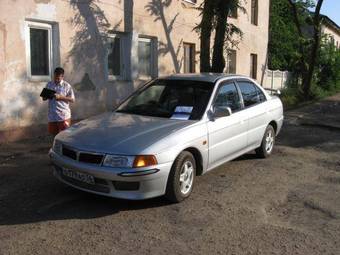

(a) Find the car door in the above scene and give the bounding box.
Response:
[207,81,248,169]
[236,80,268,148]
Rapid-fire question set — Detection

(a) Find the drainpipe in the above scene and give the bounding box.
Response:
[261,0,271,86]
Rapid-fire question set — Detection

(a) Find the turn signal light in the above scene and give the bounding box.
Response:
[133,155,158,168]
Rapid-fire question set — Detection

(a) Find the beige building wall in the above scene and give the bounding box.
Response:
[322,25,340,48]
[228,0,270,83]
[0,0,269,132]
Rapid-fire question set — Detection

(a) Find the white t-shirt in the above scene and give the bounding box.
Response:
[46,80,75,122]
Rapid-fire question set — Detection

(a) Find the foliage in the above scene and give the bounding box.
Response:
[315,37,340,93]
[255,0,339,106]
[281,38,340,108]
[268,0,300,70]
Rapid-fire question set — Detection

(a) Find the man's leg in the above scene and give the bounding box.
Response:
[57,119,71,132]
[48,122,59,135]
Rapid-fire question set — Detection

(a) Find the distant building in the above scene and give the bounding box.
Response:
[0,0,269,134]
[320,15,340,48]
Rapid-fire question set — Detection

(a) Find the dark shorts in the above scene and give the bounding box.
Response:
[48,119,71,135]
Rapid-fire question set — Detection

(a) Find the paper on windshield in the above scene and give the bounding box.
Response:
[170,106,193,120]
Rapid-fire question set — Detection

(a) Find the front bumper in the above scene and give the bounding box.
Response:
[49,150,172,200]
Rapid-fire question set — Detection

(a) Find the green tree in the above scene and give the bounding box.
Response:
[198,0,243,72]
[316,36,340,93]
[268,0,300,70]
[287,0,324,99]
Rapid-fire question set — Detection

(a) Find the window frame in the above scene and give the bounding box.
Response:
[106,33,125,81]
[250,53,258,79]
[137,36,157,79]
[212,80,243,114]
[251,0,259,26]
[229,8,238,19]
[226,49,237,74]
[183,42,196,73]
[25,21,53,81]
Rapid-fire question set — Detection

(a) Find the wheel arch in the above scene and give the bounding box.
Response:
[268,120,278,134]
[176,147,204,176]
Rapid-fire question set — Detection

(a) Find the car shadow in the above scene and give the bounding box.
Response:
[233,153,259,161]
[0,175,172,226]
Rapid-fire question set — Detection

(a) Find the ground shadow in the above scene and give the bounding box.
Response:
[0,132,174,226]
[276,122,340,152]
[0,172,172,226]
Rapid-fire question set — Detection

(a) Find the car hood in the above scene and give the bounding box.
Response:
[56,112,195,155]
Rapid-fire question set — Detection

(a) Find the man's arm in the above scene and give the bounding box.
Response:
[55,94,75,103]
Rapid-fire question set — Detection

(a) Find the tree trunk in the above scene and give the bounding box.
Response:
[302,0,324,99]
[287,0,324,99]
[200,0,215,72]
[211,0,230,72]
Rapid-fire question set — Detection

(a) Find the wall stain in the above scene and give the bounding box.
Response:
[74,73,96,91]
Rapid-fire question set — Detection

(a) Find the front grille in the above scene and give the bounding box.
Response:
[61,144,104,165]
[79,153,104,164]
[62,146,77,160]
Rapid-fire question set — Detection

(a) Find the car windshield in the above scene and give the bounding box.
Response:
[116,79,214,120]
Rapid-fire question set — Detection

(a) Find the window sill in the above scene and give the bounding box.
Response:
[108,75,125,81]
[137,74,153,81]
[28,76,51,83]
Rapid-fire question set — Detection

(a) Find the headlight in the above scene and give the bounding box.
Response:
[103,155,157,168]
[103,155,135,168]
[52,140,63,155]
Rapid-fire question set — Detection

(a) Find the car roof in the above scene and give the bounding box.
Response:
[160,73,250,83]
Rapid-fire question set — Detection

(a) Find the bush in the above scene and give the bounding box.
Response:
[281,87,299,108]
[315,38,340,95]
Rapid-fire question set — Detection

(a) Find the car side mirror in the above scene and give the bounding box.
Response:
[211,106,232,119]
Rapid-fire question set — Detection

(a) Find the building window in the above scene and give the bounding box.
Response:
[107,34,124,79]
[183,43,195,73]
[226,49,237,74]
[251,0,258,25]
[250,54,258,79]
[26,21,52,79]
[330,35,335,46]
[229,7,238,19]
[138,37,156,78]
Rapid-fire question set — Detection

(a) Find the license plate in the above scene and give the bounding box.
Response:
[62,168,95,185]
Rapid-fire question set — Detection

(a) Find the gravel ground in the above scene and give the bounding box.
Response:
[0,95,340,255]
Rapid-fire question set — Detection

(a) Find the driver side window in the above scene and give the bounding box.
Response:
[215,82,241,112]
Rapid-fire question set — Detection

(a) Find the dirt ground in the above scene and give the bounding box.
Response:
[1,95,340,255]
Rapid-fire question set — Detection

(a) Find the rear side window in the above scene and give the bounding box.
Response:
[238,81,265,107]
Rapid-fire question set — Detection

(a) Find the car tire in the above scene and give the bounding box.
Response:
[165,151,196,203]
[256,125,276,158]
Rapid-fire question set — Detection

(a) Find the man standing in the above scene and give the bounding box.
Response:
[43,67,75,135]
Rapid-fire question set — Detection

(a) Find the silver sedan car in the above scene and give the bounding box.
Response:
[49,74,283,202]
